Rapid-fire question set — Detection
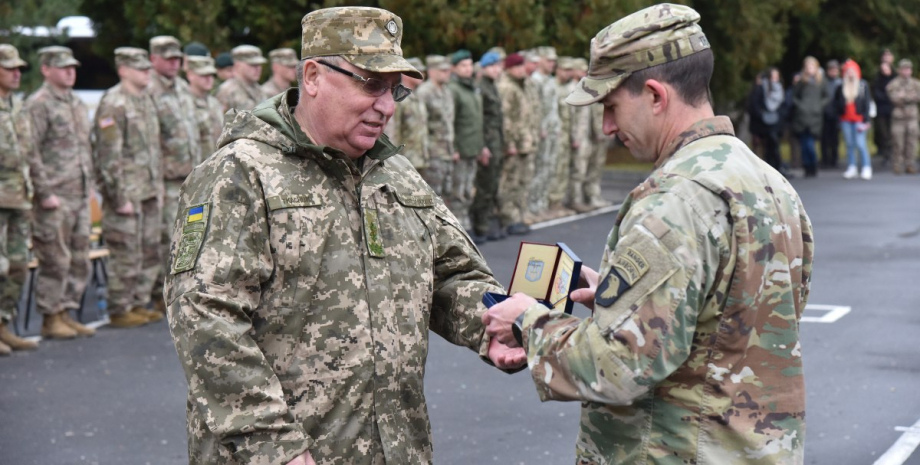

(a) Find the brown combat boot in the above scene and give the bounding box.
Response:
[131,306,164,323]
[0,322,39,350]
[61,312,95,337]
[40,313,77,340]
[108,310,149,328]
[0,339,10,356]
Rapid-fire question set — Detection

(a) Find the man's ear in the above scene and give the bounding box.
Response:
[644,79,669,116]
[301,60,320,97]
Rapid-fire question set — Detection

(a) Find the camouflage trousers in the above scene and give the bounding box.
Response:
[548,138,572,206]
[891,118,919,173]
[570,141,607,205]
[0,208,30,323]
[471,149,503,236]
[421,157,453,198]
[32,195,90,316]
[153,180,184,302]
[499,152,534,226]
[450,158,478,230]
[102,197,162,315]
[529,133,560,214]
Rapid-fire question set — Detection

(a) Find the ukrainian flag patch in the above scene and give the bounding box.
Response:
[172,203,210,274]
[187,205,205,223]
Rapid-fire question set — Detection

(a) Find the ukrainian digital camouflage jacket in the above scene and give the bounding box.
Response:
[24,83,92,201]
[886,75,920,120]
[532,71,561,135]
[497,75,538,154]
[415,80,455,160]
[92,84,162,208]
[165,89,505,465]
[0,94,34,210]
[149,71,201,181]
[193,93,224,154]
[384,91,428,169]
[519,117,813,464]
[557,80,575,148]
[573,102,605,146]
[216,77,264,113]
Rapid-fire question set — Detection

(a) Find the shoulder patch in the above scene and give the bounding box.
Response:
[595,247,650,307]
[98,117,115,129]
[172,203,210,274]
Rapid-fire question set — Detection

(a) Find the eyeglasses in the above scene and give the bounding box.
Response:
[317,60,411,102]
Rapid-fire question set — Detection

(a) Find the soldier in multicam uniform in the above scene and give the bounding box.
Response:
[0,45,38,355]
[497,53,537,236]
[184,56,224,153]
[261,48,299,99]
[24,46,96,340]
[886,58,920,174]
[570,76,608,213]
[529,46,561,221]
[415,55,456,197]
[93,47,163,329]
[165,7,525,465]
[447,49,487,234]
[470,51,505,241]
[216,45,267,112]
[149,36,202,319]
[484,5,813,464]
[522,53,544,224]
[384,57,428,170]
[546,56,576,218]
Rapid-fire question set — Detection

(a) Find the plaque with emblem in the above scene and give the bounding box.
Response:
[482,242,582,314]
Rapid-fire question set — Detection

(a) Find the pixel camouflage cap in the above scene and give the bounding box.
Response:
[301,7,422,80]
[186,55,217,76]
[566,3,711,106]
[150,36,183,59]
[114,47,152,70]
[38,46,80,68]
[0,44,28,69]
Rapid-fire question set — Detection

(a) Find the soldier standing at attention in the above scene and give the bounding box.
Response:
[886,58,920,174]
[497,53,537,236]
[545,56,576,218]
[0,45,38,355]
[24,46,96,339]
[216,45,267,112]
[165,7,524,465]
[529,46,560,222]
[570,88,607,212]
[484,5,814,464]
[415,55,456,197]
[470,51,505,241]
[261,48,299,99]
[447,49,487,235]
[149,36,201,319]
[185,56,224,152]
[93,47,163,329]
[384,57,428,172]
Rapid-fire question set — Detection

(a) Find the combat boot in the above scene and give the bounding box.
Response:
[131,306,164,323]
[61,312,95,337]
[40,313,77,340]
[0,322,39,350]
[0,339,10,356]
[108,310,149,328]
[570,202,593,214]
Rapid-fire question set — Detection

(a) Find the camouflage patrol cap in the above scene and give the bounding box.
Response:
[557,56,574,70]
[538,46,558,60]
[114,47,152,70]
[150,36,183,59]
[301,7,422,79]
[232,45,267,65]
[0,44,28,69]
[269,48,299,67]
[407,57,426,72]
[425,55,451,71]
[186,55,217,76]
[573,58,588,72]
[566,3,711,106]
[899,58,913,69]
[37,46,81,68]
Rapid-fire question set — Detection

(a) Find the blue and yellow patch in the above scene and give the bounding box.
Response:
[187,205,205,223]
[173,203,210,274]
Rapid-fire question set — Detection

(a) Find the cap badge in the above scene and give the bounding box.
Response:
[386,20,398,36]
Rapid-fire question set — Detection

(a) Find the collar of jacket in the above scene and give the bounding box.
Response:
[658,116,735,167]
[451,74,476,90]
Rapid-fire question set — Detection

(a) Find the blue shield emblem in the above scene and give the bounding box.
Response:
[525,259,545,282]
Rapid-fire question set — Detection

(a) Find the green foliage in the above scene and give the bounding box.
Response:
[0,0,81,92]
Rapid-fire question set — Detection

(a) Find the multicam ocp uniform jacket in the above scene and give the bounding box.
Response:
[165,90,505,465]
[149,71,201,182]
[519,117,814,464]
[0,94,34,210]
[384,91,429,169]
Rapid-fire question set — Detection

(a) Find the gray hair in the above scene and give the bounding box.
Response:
[297,55,343,88]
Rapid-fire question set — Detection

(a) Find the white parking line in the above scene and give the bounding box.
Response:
[22,316,111,343]
[530,204,621,230]
[874,417,920,465]
[801,304,851,323]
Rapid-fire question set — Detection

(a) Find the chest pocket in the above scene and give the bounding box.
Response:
[267,193,324,305]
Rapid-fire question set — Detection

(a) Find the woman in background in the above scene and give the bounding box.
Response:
[834,59,874,180]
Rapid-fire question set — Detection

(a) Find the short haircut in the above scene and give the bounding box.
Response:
[621,49,713,108]
[297,55,343,88]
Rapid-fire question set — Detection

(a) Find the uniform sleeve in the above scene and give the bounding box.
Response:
[92,102,128,208]
[24,99,53,201]
[500,87,518,153]
[518,191,726,403]
[165,155,310,464]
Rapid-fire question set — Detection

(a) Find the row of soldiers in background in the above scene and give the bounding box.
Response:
[387,46,610,242]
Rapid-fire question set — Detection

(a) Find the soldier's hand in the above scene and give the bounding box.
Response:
[478,147,491,166]
[483,292,536,347]
[452,152,460,161]
[569,266,600,311]
[487,337,527,369]
[287,451,316,465]
[40,195,61,210]
[115,201,135,216]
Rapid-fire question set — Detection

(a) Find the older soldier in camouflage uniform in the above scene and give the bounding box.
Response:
[216,45,267,112]
[384,57,428,170]
[261,48,299,98]
[93,48,163,329]
[546,56,576,218]
[529,46,560,221]
[484,5,814,464]
[415,55,456,197]
[165,7,525,465]
[886,58,920,174]
[185,56,224,153]
[471,51,505,241]
[447,49,487,234]
[498,53,538,236]
[24,46,95,339]
[149,36,202,319]
[0,45,38,355]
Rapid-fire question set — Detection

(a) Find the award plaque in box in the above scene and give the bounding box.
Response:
[482,242,583,314]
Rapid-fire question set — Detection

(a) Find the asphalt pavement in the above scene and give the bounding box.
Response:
[1,167,919,465]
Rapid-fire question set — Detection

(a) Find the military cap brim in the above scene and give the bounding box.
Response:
[0,57,28,69]
[565,73,627,106]
[346,53,423,80]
